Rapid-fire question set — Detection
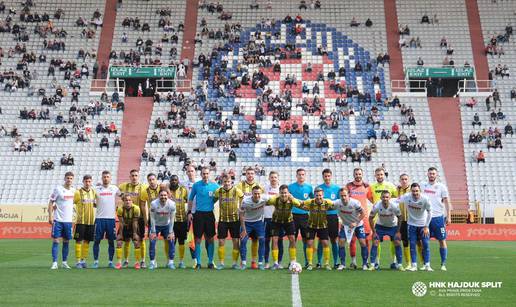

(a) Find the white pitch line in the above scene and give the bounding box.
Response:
[291,274,303,307]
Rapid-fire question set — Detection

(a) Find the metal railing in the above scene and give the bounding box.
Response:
[155,78,191,92]
[457,79,493,94]
[90,79,126,95]
[391,79,427,93]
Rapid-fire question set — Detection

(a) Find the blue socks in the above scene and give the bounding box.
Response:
[264,237,271,263]
[52,241,59,262]
[422,238,430,263]
[207,242,214,264]
[278,238,284,263]
[258,237,265,263]
[361,245,368,265]
[370,244,378,264]
[108,240,114,261]
[62,241,69,262]
[395,245,402,265]
[195,242,201,265]
[168,240,175,260]
[93,240,100,261]
[331,241,339,265]
[149,240,157,261]
[440,247,447,265]
[240,235,249,262]
[409,239,417,264]
[339,245,346,266]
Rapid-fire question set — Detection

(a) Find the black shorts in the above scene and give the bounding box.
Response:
[119,226,135,241]
[327,214,339,240]
[271,221,295,237]
[217,221,240,239]
[265,218,284,238]
[293,214,309,239]
[137,218,146,238]
[74,224,95,241]
[174,221,188,244]
[306,227,329,240]
[400,221,408,243]
[193,211,216,239]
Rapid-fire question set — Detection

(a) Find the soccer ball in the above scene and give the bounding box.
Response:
[290,262,302,274]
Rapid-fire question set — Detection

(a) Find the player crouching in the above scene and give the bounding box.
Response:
[149,189,176,269]
[368,191,403,271]
[115,194,142,269]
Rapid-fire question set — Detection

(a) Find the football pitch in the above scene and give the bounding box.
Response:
[0,240,515,306]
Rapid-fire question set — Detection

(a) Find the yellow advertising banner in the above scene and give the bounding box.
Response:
[494,208,516,224]
[0,205,49,223]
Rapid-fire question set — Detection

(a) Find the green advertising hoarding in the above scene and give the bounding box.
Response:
[406,67,475,79]
[109,66,176,78]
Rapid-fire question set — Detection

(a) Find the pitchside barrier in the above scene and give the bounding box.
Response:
[1,205,515,240]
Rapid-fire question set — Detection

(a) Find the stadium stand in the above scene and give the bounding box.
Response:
[139,0,446,189]
[0,0,123,203]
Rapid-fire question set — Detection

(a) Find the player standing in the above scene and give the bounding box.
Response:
[93,170,120,268]
[115,195,142,269]
[48,172,76,269]
[345,168,370,269]
[316,169,340,269]
[264,171,283,269]
[149,189,176,270]
[182,165,200,267]
[187,167,220,269]
[367,167,398,269]
[266,185,301,270]
[119,169,147,268]
[297,187,334,271]
[400,183,433,271]
[396,173,418,269]
[333,188,368,270]
[169,175,189,268]
[73,175,97,268]
[368,191,403,270]
[236,167,263,269]
[239,186,268,270]
[421,167,451,271]
[140,173,162,262]
[214,174,244,269]
[288,168,314,267]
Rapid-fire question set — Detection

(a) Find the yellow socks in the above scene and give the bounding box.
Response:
[390,241,396,263]
[403,246,411,266]
[232,249,239,263]
[322,246,330,265]
[116,247,123,262]
[179,244,185,261]
[306,247,313,265]
[81,242,89,261]
[377,243,381,263]
[164,240,170,259]
[123,242,130,260]
[75,242,82,262]
[272,248,279,263]
[218,246,225,263]
[289,247,297,262]
[140,240,146,261]
[417,244,423,262]
[134,247,142,262]
[251,240,258,261]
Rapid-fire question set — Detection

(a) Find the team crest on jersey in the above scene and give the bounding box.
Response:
[331,193,336,199]
[208,191,213,197]
[303,193,308,199]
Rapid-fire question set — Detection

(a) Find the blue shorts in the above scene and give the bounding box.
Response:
[374,225,399,242]
[94,218,116,241]
[153,225,171,239]
[429,216,447,240]
[338,224,366,240]
[244,220,265,239]
[407,225,429,242]
[52,221,72,240]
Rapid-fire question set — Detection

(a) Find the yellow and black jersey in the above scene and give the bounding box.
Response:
[74,188,97,225]
[170,186,188,222]
[214,186,244,222]
[267,196,300,224]
[117,205,141,227]
[299,199,334,229]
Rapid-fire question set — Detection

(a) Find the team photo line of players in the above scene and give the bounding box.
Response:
[47,165,451,272]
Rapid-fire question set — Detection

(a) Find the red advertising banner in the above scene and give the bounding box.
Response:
[446,224,516,241]
[1,222,516,240]
[0,222,52,239]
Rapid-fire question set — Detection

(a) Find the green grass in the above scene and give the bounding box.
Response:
[0,240,515,306]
